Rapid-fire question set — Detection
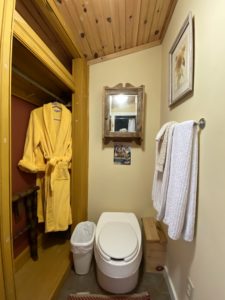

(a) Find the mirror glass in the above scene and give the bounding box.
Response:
[109,94,137,132]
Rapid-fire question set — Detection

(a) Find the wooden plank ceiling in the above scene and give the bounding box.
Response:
[55,0,177,62]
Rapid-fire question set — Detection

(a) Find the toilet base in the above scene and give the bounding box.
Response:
[96,266,139,294]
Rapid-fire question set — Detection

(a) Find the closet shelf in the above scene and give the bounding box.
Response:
[13,11,75,102]
[12,66,67,104]
[12,37,72,105]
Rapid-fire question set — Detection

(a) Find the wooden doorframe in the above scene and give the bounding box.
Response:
[0,0,16,299]
[71,58,89,228]
[0,3,89,298]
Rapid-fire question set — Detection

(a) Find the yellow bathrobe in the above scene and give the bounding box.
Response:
[18,102,72,232]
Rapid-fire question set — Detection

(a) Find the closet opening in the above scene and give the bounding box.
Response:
[11,36,74,299]
[1,1,88,298]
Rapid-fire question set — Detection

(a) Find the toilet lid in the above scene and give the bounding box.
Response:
[98,222,138,261]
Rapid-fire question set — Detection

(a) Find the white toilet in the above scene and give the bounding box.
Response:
[94,212,142,294]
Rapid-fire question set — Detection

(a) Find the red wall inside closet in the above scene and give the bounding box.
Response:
[11,96,37,257]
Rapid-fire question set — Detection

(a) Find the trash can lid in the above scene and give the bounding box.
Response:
[98,222,138,261]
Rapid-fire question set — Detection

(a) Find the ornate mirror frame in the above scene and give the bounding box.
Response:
[103,83,145,145]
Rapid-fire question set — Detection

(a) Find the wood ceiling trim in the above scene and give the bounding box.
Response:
[88,39,161,66]
[35,0,83,58]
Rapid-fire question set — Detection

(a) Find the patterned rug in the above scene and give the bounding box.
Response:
[68,292,151,300]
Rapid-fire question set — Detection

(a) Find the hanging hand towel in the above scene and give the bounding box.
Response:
[163,120,198,241]
[152,122,176,220]
[155,122,175,172]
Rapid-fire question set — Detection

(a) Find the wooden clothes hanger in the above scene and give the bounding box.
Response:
[51,101,62,121]
[52,101,62,109]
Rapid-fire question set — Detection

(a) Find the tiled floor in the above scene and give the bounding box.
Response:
[56,262,171,300]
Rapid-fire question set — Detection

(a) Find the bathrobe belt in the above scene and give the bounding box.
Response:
[45,156,70,192]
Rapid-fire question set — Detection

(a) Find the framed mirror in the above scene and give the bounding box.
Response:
[103,83,145,144]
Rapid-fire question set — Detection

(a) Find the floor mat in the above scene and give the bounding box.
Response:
[68,292,151,300]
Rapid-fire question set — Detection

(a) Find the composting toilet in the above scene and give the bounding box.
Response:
[94,212,142,294]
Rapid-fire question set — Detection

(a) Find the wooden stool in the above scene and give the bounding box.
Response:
[142,217,167,272]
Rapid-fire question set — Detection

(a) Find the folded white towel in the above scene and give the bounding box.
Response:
[163,120,198,241]
[152,122,176,220]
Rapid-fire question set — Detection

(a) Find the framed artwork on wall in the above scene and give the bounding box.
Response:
[114,144,131,165]
[169,12,194,106]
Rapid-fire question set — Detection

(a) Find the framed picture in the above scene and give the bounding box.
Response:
[169,12,194,106]
[114,144,131,165]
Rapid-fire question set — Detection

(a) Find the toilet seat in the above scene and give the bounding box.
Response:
[98,222,138,262]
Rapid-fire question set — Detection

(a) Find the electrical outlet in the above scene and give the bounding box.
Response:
[186,277,194,299]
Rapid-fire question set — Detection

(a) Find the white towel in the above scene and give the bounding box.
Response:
[152,122,176,220]
[155,122,175,172]
[163,120,198,241]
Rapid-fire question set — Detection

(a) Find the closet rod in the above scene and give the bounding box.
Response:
[12,66,66,104]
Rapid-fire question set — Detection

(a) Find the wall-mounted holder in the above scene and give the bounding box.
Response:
[103,83,145,145]
[197,118,206,129]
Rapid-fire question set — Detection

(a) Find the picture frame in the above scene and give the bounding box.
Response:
[114,144,131,165]
[169,12,194,106]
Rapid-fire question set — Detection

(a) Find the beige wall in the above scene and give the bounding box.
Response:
[88,47,161,222]
[88,1,225,298]
[161,0,225,299]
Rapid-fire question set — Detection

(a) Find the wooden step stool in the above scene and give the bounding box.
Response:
[142,217,167,272]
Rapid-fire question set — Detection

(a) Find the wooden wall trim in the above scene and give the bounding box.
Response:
[87,40,161,65]
[71,58,89,227]
[0,0,16,299]
[13,10,76,92]
[34,0,83,59]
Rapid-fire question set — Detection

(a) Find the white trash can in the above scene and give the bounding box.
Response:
[70,221,96,275]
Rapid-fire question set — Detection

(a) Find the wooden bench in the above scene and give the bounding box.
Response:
[142,217,167,272]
